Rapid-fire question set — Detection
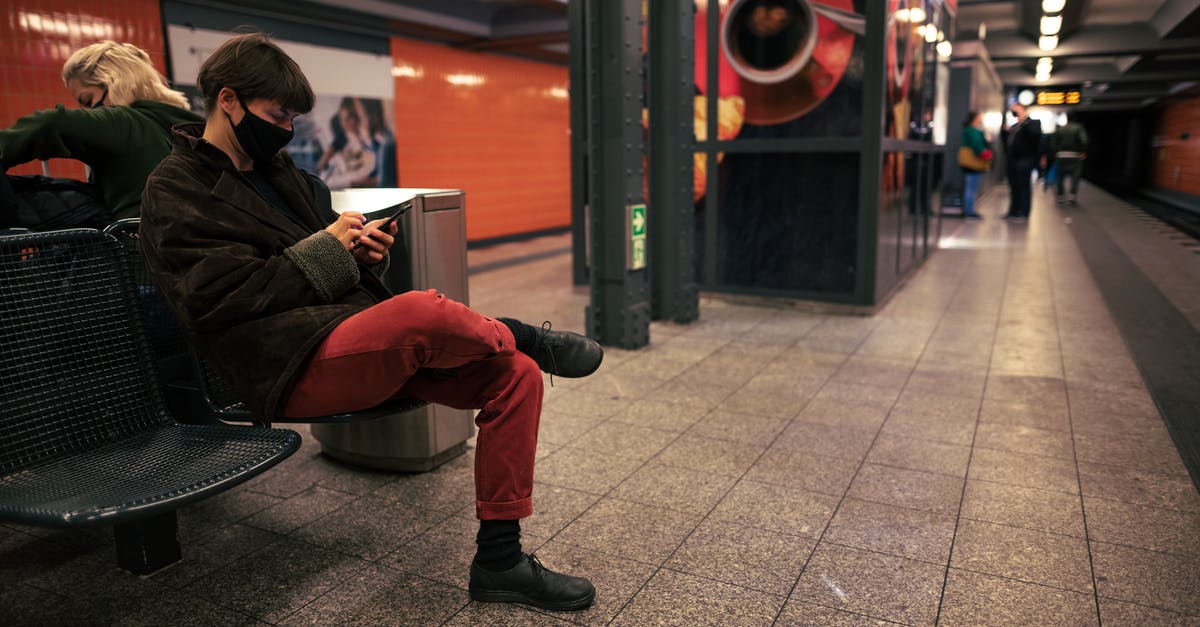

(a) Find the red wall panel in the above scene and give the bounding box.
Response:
[0,0,167,179]
[390,38,570,242]
[1149,96,1200,196]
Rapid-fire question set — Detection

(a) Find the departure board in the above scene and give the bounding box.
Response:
[1036,90,1081,105]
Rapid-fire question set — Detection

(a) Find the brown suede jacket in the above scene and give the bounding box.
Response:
[140,122,391,418]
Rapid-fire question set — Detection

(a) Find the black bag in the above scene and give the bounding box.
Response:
[0,174,112,231]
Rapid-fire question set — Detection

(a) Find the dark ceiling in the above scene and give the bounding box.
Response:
[301,0,569,63]
[205,0,1198,111]
[956,0,1200,111]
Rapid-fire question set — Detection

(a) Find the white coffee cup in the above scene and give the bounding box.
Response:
[721,0,819,85]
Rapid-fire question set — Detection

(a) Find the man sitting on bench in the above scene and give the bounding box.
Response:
[139,32,600,612]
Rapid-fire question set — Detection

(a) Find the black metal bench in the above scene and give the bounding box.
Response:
[0,229,301,575]
[104,219,428,428]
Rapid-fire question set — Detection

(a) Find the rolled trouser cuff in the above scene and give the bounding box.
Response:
[477,497,532,520]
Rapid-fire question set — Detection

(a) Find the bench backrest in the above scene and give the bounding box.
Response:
[103,220,191,362]
[0,229,171,473]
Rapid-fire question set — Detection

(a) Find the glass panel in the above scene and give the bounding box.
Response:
[879,150,906,293]
[713,152,858,294]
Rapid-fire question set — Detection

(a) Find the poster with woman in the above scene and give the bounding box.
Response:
[167,25,398,190]
[296,96,397,189]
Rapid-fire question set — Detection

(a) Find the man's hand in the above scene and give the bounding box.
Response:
[325,212,366,250]
[351,218,397,265]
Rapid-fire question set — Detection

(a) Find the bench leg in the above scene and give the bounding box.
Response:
[113,512,181,575]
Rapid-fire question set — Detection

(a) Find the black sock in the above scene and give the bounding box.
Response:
[474,519,523,572]
[498,318,538,354]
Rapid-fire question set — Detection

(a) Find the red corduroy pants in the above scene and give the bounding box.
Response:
[280,289,541,520]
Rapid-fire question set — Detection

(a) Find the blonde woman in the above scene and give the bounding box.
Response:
[0,41,201,221]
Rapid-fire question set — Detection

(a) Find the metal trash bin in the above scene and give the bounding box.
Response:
[311,188,474,472]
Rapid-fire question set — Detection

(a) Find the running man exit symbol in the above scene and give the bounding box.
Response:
[631,204,646,237]
[629,203,647,270]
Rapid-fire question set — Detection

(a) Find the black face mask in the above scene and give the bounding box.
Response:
[227,94,293,166]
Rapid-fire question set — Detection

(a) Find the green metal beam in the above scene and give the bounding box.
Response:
[856,0,888,306]
[568,0,589,285]
[703,3,719,287]
[584,0,650,348]
[647,0,698,323]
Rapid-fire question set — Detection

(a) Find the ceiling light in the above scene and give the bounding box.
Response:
[1037,56,1053,66]
[1042,0,1066,12]
[925,26,938,42]
[1036,71,1051,82]
[445,73,486,87]
[937,41,952,59]
[894,7,927,23]
[1040,15,1062,35]
[1039,35,1058,51]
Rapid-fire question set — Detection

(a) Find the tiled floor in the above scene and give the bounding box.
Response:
[4,183,1200,625]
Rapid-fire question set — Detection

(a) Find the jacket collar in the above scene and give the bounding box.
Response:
[170,122,324,239]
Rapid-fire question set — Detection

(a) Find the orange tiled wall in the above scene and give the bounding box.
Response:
[0,0,167,179]
[1150,96,1200,196]
[390,38,570,242]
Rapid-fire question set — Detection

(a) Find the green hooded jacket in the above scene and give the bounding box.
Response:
[0,100,202,220]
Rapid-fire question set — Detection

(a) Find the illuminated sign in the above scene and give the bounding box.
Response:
[1036,90,1082,105]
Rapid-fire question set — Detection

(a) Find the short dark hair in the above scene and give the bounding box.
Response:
[963,110,979,127]
[197,32,314,114]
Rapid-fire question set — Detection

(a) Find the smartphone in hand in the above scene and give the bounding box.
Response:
[352,199,412,250]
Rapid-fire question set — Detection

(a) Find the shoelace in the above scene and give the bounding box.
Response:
[527,553,547,581]
[535,321,557,386]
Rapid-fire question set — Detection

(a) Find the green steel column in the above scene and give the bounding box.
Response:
[856,0,888,306]
[647,0,698,322]
[584,0,651,348]
[703,3,719,287]
[569,0,589,285]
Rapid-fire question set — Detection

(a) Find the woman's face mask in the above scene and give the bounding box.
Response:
[68,79,106,108]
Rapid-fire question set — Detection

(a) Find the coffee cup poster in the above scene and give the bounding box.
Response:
[698,0,865,140]
[166,25,398,190]
[684,0,873,206]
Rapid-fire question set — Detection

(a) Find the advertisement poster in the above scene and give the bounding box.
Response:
[692,0,868,294]
[700,0,866,140]
[166,25,397,190]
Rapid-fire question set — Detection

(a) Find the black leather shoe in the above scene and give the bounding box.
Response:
[529,322,603,378]
[470,554,596,611]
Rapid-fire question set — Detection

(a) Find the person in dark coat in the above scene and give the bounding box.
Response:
[140,33,599,612]
[0,41,202,220]
[1051,114,1089,204]
[1000,102,1042,221]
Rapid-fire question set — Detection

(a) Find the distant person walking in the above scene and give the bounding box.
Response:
[1051,114,1089,205]
[958,111,992,219]
[1000,102,1041,222]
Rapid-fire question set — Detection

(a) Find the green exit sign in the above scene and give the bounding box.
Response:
[629,203,646,270]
